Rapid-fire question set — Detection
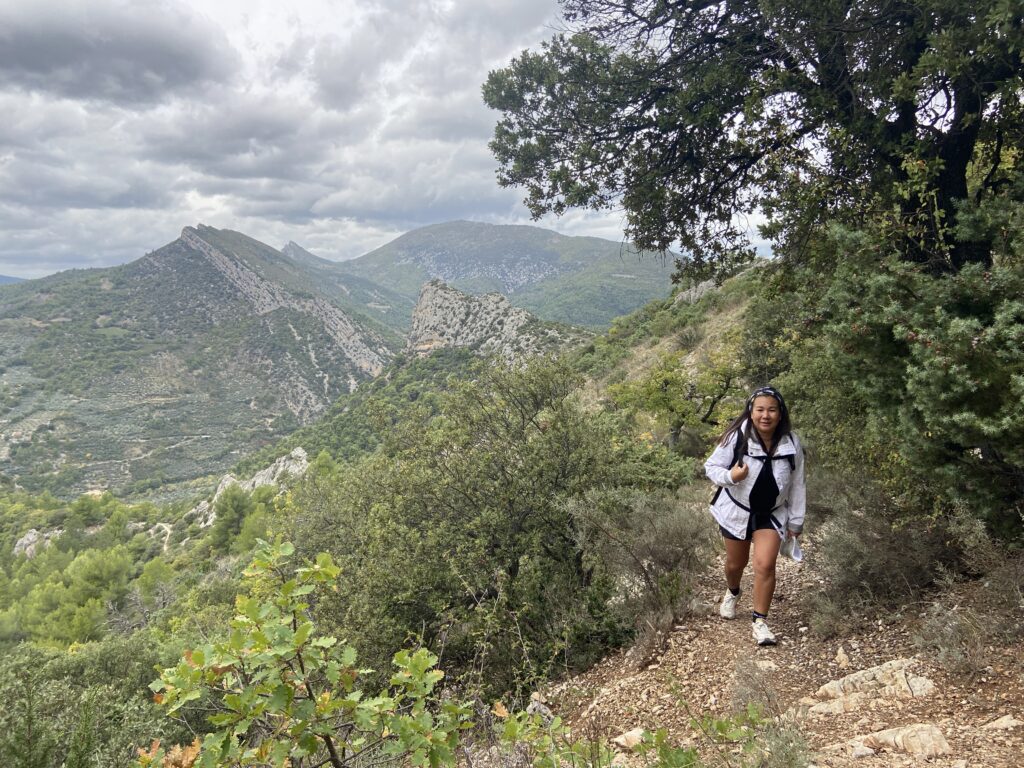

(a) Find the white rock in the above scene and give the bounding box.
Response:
[186,447,310,527]
[672,279,715,306]
[407,280,586,362]
[982,714,1023,730]
[860,724,951,757]
[815,658,935,703]
[835,645,850,669]
[13,527,64,559]
[526,692,554,724]
[851,744,876,758]
[611,728,645,750]
[809,691,872,715]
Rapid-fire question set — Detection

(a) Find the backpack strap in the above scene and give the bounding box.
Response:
[711,429,747,505]
[760,453,796,471]
[731,429,748,468]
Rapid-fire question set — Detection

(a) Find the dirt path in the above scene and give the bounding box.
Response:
[543,539,1024,767]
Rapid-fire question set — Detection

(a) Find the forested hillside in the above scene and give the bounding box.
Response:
[0,266,733,766]
[0,225,398,500]
[2,257,1022,768]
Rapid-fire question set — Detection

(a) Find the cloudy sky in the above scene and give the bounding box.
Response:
[0,0,634,278]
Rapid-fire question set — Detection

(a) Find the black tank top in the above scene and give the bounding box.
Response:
[748,456,780,515]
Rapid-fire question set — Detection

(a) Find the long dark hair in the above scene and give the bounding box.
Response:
[718,386,792,452]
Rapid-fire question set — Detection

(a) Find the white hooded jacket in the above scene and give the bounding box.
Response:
[704,425,806,540]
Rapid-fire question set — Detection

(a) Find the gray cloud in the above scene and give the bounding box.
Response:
[381,90,496,142]
[0,161,173,210]
[0,0,239,104]
[0,0,642,278]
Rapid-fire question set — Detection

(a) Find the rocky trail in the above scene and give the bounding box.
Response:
[541,537,1024,767]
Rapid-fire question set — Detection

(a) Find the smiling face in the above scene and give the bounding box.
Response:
[751,395,782,442]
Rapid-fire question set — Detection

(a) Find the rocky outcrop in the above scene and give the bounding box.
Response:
[672,279,715,306]
[826,723,953,759]
[406,280,587,362]
[13,527,64,559]
[791,657,937,717]
[187,447,310,528]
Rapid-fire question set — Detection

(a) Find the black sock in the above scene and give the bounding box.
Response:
[752,610,767,623]
[729,586,740,597]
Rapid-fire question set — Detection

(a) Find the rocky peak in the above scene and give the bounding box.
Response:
[177,226,387,377]
[281,241,317,263]
[407,280,587,362]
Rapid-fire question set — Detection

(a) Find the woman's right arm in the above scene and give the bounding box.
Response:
[704,434,739,487]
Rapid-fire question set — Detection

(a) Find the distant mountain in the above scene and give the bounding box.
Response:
[0,225,399,498]
[279,241,418,335]
[330,221,673,329]
[0,276,23,285]
[281,241,336,269]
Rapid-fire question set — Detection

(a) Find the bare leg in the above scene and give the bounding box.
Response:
[751,529,783,615]
[723,537,751,590]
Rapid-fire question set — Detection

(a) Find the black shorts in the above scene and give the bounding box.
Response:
[720,510,779,542]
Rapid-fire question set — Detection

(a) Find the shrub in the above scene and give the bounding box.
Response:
[284,358,692,697]
[567,487,718,629]
[912,603,989,677]
[142,540,473,768]
[804,506,960,637]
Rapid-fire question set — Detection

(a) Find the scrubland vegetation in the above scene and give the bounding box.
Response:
[3,0,1024,765]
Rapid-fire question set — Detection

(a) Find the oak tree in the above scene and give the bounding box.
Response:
[484,0,1024,276]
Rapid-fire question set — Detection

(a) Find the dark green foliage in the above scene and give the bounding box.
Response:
[741,219,1024,536]
[209,485,254,553]
[486,0,1024,543]
[286,357,693,695]
[0,657,57,768]
[485,0,1024,276]
[0,635,190,768]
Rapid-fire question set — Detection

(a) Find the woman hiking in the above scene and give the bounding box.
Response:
[704,386,805,646]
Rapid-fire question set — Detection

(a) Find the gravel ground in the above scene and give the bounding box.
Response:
[540,534,1024,767]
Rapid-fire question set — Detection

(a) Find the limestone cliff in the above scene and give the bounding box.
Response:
[178,226,388,377]
[406,280,589,361]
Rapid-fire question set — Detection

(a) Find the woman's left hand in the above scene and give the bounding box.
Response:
[787,530,800,539]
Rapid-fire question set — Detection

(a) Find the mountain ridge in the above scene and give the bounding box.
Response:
[332,220,673,328]
[0,220,669,499]
[0,225,400,498]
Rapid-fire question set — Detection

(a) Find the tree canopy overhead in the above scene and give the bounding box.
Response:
[484,0,1024,276]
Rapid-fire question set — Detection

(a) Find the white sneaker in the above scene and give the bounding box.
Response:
[719,589,740,619]
[752,618,777,646]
